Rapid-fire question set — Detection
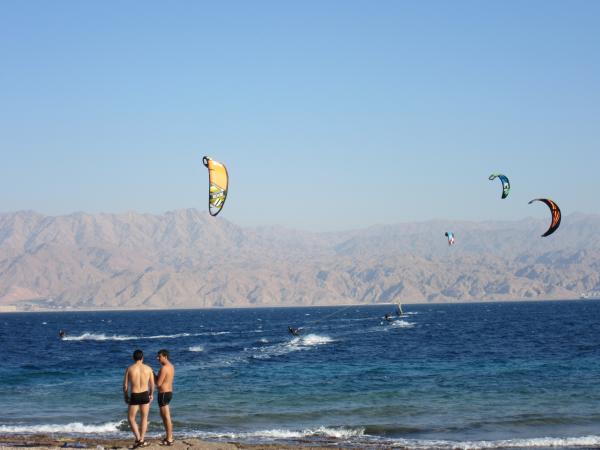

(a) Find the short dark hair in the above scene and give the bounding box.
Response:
[157,349,169,359]
[133,349,143,361]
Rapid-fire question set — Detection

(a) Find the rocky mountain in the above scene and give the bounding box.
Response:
[1,210,599,311]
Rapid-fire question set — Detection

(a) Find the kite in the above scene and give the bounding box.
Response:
[528,198,561,237]
[489,173,510,199]
[445,231,455,246]
[202,156,229,216]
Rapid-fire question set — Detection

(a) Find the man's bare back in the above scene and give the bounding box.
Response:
[125,362,155,394]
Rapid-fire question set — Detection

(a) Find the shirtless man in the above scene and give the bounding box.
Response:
[155,349,175,445]
[123,349,154,448]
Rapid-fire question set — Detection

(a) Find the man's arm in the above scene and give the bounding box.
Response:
[156,367,166,388]
[148,366,155,400]
[123,368,129,404]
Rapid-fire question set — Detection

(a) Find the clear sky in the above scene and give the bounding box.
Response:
[1,1,599,230]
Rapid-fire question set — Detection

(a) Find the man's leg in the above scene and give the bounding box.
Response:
[159,405,173,441]
[139,403,150,442]
[128,405,141,442]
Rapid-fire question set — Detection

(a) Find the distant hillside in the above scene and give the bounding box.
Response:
[1,210,599,311]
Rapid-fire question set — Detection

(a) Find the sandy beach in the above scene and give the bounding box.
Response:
[0,434,346,450]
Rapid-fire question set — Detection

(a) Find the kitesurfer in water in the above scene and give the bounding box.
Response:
[288,326,300,337]
[384,313,393,322]
[58,330,66,339]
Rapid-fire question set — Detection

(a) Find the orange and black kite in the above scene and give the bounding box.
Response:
[528,198,561,237]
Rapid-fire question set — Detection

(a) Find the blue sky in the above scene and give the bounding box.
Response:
[1,1,598,230]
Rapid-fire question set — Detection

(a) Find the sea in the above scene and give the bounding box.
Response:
[1,301,600,449]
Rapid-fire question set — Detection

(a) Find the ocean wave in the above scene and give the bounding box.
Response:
[188,345,204,352]
[250,334,334,360]
[0,422,122,434]
[62,332,199,341]
[388,435,600,449]
[297,334,334,345]
[61,329,230,342]
[3,421,598,450]
[188,426,364,441]
[390,320,414,328]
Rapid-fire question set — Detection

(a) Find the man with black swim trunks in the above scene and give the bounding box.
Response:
[123,349,154,448]
[155,349,175,445]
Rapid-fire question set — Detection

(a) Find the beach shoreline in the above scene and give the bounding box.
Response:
[0,434,349,450]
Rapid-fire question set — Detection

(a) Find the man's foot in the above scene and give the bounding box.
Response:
[138,441,150,448]
[160,439,174,446]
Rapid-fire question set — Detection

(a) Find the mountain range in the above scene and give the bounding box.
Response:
[1,210,599,311]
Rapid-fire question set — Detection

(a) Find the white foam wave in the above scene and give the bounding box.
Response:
[62,332,198,341]
[249,334,334,360]
[380,319,415,330]
[192,426,364,441]
[258,338,269,343]
[391,320,414,328]
[42,322,47,325]
[0,422,122,434]
[188,345,204,352]
[299,334,334,345]
[390,435,600,449]
[312,426,364,439]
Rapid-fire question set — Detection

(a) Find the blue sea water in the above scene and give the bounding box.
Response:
[1,301,600,449]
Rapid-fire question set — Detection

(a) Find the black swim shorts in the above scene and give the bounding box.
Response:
[158,392,173,407]
[129,391,150,405]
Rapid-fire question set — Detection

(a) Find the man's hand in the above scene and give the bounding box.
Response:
[124,393,129,405]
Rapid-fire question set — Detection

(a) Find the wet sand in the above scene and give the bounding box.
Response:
[0,434,349,450]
